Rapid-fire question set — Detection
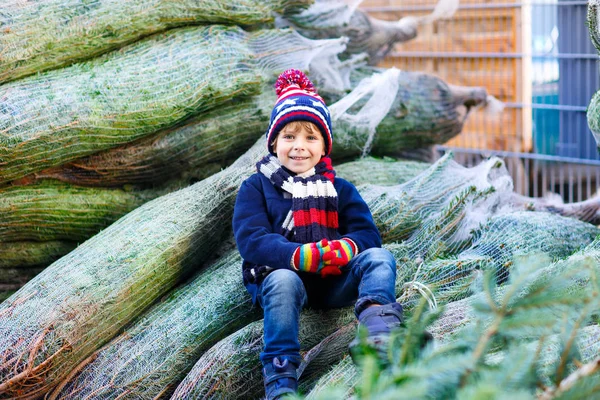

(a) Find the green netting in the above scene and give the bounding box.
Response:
[48,250,260,399]
[22,66,480,188]
[331,68,487,159]
[587,90,600,148]
[336,157,430,186]
[0,138,266,399]
[31,94,274,187]
[307,243,600,398]
[170,309,356,400]
[46,164,434,399]
[0,26,344,184]
[0,182,158,242]
[588,1,600,54]
[0,0,312,84]
[0,241,77,269]
[300,211,600,396]
[167,161,599,399]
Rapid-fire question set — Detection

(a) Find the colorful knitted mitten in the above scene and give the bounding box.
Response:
[322,238,357,267]
[292,239,341,277]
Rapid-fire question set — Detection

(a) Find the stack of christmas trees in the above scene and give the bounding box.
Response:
[1,1,600,399]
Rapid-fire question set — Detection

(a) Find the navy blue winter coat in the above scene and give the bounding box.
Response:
[232,172,381,303]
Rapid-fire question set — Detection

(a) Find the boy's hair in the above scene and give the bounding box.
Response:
[270,121,321,149]
[265,69,333,157]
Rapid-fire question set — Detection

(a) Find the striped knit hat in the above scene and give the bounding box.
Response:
[265,69,333,156]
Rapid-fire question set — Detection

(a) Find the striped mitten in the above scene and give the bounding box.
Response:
[322,238,357,268]
[292,239,341,277]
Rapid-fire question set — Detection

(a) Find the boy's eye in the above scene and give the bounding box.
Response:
[282,134,294,139]
[308,136,318,140]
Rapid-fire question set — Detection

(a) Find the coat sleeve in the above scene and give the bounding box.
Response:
[337,180,382,252]
[233,177,300,270]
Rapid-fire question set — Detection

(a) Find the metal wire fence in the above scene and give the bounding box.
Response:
[362,0,600,202]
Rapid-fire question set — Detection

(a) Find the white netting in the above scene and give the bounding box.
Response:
[170,310,356,399]
[3,65,488,194]
[0,182,157,242]
[0,156,432,306]
[416,0,461,25]
[0,26,345,185]
[27,92,276,187]
[330,68,401,156]
[307,240,600,398]
[301,214,600,396]
[41,160,432,399]
[332,68,476,159]
[48,250,260,399]
[396,211,599,308]
[0,138,266,399]
[0,65,490,302]
[278,0,417,64]
[361,153,513,248]
[3,142,598,398]
[0,0,312,84]
[588,0,600,53]
[164,156,598,400]
[278,0,363,29]
[24,66,472,188]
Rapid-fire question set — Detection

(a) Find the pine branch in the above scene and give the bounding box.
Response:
[538,357,600,400]
[554,303,594,385]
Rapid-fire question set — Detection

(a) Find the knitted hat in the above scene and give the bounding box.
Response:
[265,69,333,156]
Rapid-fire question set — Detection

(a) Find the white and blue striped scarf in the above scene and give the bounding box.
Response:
[256,154,339,243]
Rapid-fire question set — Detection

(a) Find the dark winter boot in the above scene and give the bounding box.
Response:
[349,302,433,367]
[262,357,299,400]
[349,302,404,366]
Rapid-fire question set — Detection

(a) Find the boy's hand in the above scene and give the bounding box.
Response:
[322,239,356,268]
[292,239,341,277]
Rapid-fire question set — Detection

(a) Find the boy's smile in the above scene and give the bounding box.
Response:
[273,122,325,174]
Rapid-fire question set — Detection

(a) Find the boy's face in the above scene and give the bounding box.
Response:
[273,123,325,174]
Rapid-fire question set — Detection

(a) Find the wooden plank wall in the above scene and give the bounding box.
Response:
[361,0,528,152]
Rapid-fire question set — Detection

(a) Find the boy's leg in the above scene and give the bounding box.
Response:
[315,248,405,364]
[257,269,307,399]
[318,247,397,312]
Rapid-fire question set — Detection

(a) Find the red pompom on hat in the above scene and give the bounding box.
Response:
[265,69,333,156]
[274,69,317,96]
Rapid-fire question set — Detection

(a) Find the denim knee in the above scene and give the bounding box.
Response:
[354,248,396,276]
[352,248,397,316]
[260,269,306,308]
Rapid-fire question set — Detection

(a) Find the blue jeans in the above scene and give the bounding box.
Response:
[256,247,397,365]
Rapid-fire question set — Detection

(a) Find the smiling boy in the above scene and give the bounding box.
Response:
[232,69,404,400]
